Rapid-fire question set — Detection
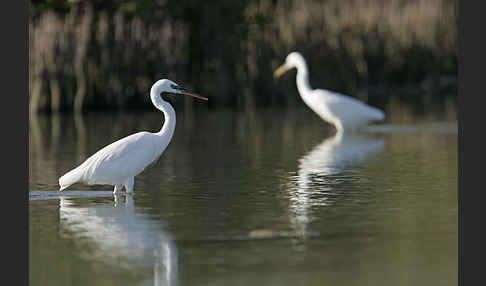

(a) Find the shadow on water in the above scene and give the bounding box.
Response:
[59,194,178,286]
[286,131,385,237]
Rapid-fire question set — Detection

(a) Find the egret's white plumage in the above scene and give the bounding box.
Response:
[274,52,385,134]
[59,79,207,193]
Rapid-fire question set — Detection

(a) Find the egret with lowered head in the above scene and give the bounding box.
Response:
[274,52,385,134]
[58,79,208,194]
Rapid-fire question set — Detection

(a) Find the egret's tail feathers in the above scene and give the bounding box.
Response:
[377,113,385,121]
[372,108,385,121]
[58,167,83,192]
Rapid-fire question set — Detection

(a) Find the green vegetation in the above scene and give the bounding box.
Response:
[29,0,457,112]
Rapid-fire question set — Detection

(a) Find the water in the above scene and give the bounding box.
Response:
[29,103,458,286]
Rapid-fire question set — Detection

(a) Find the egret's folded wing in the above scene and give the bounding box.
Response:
[79,132,157,184]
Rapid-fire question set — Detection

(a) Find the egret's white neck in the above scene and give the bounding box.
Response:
[294,60,312,98]
[158,101,176,137]
[150,88,176,139]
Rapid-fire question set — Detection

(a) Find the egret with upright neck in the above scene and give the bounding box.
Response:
[58,79,208,193]
[274,52,385,134]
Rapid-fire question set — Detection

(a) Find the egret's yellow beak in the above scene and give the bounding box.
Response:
[274,64,290,79]
[182,92,208,101]
[171,84,208,101]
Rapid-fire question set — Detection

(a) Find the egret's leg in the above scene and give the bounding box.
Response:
[113,184,123,194]
[124,177,134,194]
[113,192,123,206]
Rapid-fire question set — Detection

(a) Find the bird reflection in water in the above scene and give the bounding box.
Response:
[59,194,178,286]
[287,132,385,237]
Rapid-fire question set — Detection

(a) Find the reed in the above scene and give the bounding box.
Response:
[29,0,457,113]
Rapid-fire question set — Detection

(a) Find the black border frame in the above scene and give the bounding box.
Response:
[17,0,475,285]
[459,1,484,286]
[3,0,29,285]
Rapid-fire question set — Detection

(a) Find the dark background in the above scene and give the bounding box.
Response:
[29,0,457,112]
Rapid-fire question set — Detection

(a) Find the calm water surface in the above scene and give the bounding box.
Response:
[29,102,457,286]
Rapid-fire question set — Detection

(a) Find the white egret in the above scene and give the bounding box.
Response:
[274,52,385,134]
[59,79,208,193]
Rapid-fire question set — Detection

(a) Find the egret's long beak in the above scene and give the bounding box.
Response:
[274,64,290,79]
[172,84,208,101]
[182,92,208,101]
